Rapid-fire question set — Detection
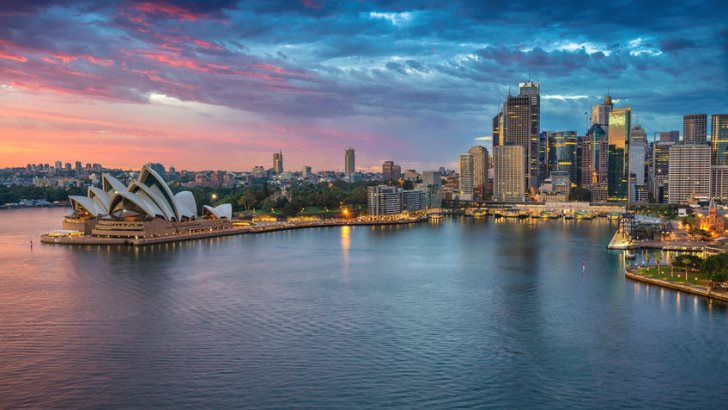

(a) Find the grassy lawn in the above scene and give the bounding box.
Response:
[636,266,707,286]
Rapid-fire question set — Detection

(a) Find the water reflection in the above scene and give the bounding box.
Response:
[341,225,350,283]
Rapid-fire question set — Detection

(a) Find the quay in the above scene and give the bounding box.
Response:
[625,266,728,303]
[41,216,427,246]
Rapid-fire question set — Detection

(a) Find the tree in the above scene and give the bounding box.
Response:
[570,187,591,202]
[283,198,305,216]
[237,192,257,211]
[701,253,728,282]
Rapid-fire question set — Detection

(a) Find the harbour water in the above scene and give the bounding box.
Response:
[1,208,727,408]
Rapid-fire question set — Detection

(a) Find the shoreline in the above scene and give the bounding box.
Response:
[624,266,728,303]
[40,217,427,246]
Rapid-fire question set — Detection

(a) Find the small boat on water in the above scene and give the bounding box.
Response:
[624,251,636,260]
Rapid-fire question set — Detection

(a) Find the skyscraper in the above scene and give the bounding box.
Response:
[273,151,283,175]
[459,153,474,201]
[468,145,489,200]
[668,143,710,203]
[711,114,728,165]
[493,145,525,202]
[607,107,631,203]
[650,141,674,203]
[580,124,608,201]
[519,81,541,188]
[683,114,708,144]
[382,161,401,181]
[503,94,531,188]
[547,131,577,183]
[657,130,680,143]
[591,94,613,127]
[344,148,355,178]
[492,112,503,147]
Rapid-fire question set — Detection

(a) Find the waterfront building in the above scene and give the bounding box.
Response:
[711,114,728,165]
[683,114,708,144]
[668,143,711,203]
[273,151,283,175]
[459,153,474,201]
[547,131,577,184]
[402,189,426,212]
[493,145,525,202]
[468,145,489,200]
[367,185,402,215]
[344,148,355,179]
[607,107,631,203]
[591,94,613,127]
[710,165,728,201]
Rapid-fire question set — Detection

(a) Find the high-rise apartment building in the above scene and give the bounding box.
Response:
[591,94,613,127]
[468,145,489,200]
[668,143,711,203]
[607,107,631,203]
[493,145,525,202]
[459,153,474,201]
[344,148,355,178]
[711,166,728,201]
[683,114,708,144]
[711,114,728,165]
[367,185,402,215]
[273,151,283,175]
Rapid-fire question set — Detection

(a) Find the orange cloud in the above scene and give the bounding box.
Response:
[0,51,28,63]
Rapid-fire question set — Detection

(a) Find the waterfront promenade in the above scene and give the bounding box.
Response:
[625,266,728,303]
[40,216,427,246]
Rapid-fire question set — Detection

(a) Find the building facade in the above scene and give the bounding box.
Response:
[273,151,283,175]
[493,145,525,202]
[591,95,613,127]
[668,143,711,203]
[711,165,728,201]
[468,145,490,200]
[547,131,577,183]
[711,114,728,165]
[683,114,708,144]
[459,153,474,201]
[367,185,402,215]
[607,107,631,203]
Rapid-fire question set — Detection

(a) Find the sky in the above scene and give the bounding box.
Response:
[0,0,726,172]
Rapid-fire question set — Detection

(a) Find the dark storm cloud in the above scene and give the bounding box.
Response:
[0,0,726,143]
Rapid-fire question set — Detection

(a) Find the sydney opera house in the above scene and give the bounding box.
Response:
[61,163,233,240]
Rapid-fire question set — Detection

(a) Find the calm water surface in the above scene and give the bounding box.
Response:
[1,208,727,408]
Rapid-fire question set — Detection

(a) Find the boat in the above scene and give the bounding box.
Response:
[624,251,636,260]
[472,210,487,218]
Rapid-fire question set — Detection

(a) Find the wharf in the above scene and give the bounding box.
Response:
[40,217,426,246]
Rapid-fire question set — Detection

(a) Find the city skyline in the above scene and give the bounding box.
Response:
[0,1,726,171]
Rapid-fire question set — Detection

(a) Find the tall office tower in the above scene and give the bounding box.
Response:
[519,81,541,188]
[538,131,549,181]
[344,148,356,178]
[493,145,525,202]
[657,130,680,143]
[579,125,608,200]
[468,145,489,200]
[607,107,632,203]
[55,160,62,171]
[75,161,82,175]
[591,94,613,127]
[303,165,312,176]
[382,161,394,181]
[711,166,728,201]
[459,153,474,201]
[668,143,711,203]
[683,114,708,143]
[711,114,728,165]
[630,124,647,149]
[547,131,577,183]
[64,162,72,172]
[392,164,402,181]
[273,151,283,175]
[503,94,532,189]
[629,143,647,203]
[650,141,674,203]
[492,112,503,147]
